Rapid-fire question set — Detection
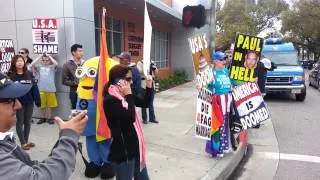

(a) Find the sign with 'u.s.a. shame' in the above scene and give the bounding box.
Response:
[232,82,271,131]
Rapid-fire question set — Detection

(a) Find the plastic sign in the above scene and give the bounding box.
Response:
[32,18,58,54]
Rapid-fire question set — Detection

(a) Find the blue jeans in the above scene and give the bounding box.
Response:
[142,89,155,121]
[86,136,111,166]
[111,159,149,180]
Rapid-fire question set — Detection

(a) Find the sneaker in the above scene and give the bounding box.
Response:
[149,120,159,124]
[217,154,224,158]
[100,163,114,179]
[26,142,35,148]
[37,118,46,124]
[47,119,55,125]
[143,120,148,124]
[21,144,30,150]
[223,149,231,153]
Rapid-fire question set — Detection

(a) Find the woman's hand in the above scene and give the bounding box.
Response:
[146,75,153,88]
[119,80,132,95]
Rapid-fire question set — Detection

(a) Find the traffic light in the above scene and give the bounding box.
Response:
[182,5,206,28]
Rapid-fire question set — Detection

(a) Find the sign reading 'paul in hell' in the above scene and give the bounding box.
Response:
[230,34,264,82]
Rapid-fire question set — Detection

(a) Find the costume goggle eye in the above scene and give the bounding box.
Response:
[75,67,86,78]
[87,67,97,78]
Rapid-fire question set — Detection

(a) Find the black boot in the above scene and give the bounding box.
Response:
[100,162,114,179]
[85,162,101,178]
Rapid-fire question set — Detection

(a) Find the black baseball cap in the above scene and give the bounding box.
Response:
[0,73,32,98]
[117,52,131,60]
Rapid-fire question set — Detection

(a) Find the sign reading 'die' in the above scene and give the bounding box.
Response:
[232,82,271,131]
[188,34,213,88]
[230,34,264,82]
[32,18,58,54]
[195,88,213,140]
[0,39,15,73]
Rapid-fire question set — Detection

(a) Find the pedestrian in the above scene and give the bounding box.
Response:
[117,52,141,96]
[0,72,89,179]
[62,44,84,109]
[206,51,232,158]
[103,64,153,180]
[7,55,41,150]
[31,53,58,124]
[137,59,159,124]
[18,48,33,71]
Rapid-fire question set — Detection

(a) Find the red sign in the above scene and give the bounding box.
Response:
[32,19,57,29]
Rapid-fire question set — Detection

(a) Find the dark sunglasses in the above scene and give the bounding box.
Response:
[0,98,16,107]
[125,77,133,82]
[19,51,25,54]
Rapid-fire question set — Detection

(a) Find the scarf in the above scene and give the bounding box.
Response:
[108,85,146,171]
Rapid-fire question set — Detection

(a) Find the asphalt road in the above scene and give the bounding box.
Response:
[231,77,320,180]
[268,84,320,180]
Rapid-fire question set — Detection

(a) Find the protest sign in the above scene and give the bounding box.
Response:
[195,88,213,140]
[188,34,213,88]
[230,34,264,82]
[231,82,271,131]
[143,0,152,76]
[32,18,58,54]
[0,39,15,73]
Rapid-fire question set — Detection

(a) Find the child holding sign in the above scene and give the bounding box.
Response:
[206,51,232,158]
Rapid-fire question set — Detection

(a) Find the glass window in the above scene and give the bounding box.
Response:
[95,15,124,56]
[151,30,169,69]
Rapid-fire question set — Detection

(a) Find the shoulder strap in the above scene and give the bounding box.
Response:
[77,142,89,166]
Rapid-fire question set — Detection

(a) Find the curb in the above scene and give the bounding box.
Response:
[200,132,248,180]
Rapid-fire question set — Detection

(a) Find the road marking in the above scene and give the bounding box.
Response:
[257,152,320,164]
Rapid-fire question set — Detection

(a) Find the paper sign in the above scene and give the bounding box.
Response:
[188,34,213,88]
[195,88,213,140]
[230,34,264,82]
[143,1,152,76]
[0,39,15,73]
[231,82,271,131]
[32,18,58,54]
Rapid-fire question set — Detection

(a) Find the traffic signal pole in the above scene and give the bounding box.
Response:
[209,0,217,54]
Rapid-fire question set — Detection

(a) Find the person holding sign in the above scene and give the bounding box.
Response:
[31,53,58,124]
[206,51,232,158]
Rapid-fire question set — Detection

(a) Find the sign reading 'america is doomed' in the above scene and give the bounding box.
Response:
[32,18,58,54]
[232,82,271,131]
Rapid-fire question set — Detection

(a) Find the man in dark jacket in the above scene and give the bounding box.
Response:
[117,52,141,96]
[0,73,88,179]
[62,44,84,109]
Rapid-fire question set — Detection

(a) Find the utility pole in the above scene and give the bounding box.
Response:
[209,0,217,54]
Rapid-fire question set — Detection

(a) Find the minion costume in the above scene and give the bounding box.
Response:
[76,57,118,178]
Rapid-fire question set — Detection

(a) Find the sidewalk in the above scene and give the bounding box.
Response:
[27,82,247,180]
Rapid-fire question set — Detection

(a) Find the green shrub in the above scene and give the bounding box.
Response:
[158,70,188,92]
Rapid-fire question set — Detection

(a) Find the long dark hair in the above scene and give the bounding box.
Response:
[103,64,131,97]
[7,55,31,80]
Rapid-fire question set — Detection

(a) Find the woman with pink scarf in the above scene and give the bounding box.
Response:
[103,64,153,180]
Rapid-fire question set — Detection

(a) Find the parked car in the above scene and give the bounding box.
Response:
[308,60,314,70]
[300,60,309,69]
[309,61,320,89]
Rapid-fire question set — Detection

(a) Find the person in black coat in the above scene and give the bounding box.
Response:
[103,64,153,180]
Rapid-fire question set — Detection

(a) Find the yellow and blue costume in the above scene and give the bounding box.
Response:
[76,57,118,178]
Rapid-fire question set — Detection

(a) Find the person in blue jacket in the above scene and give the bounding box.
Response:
[7,55,41,150]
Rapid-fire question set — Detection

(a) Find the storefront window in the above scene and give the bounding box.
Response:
[151,30,169,69]
[95,15,124,56]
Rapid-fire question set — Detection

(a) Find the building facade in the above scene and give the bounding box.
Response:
[0,0,211,118]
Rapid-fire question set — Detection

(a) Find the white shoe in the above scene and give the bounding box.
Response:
[217,154,224,158]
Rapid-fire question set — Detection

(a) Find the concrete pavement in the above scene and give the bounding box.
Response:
[24,82,246,180]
